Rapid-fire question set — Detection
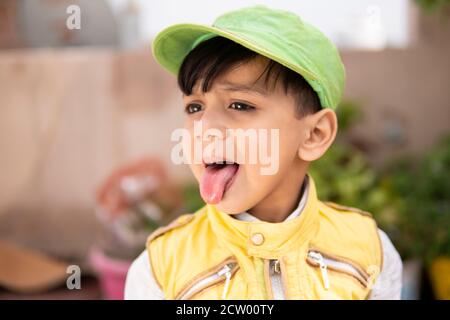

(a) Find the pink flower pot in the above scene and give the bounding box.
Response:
[89,247,132,300]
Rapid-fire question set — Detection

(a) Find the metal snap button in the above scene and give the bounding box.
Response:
[251,233,265,246]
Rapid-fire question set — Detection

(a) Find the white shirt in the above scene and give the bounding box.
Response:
[125,180,403,300]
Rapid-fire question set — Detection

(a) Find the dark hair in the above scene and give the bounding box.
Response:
[178,36,321,117]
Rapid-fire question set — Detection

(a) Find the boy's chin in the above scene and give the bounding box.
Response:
[213,199,251,215]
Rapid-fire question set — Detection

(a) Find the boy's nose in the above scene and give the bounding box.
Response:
[197,108,228,141]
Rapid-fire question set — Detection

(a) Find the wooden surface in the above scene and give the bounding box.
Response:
[0,276,102,300]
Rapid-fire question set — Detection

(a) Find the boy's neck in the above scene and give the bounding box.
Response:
[248,166,308,223]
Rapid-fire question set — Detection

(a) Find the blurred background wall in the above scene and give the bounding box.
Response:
[342,10,450,163]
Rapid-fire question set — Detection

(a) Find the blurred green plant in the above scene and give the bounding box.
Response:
[182,183,205,213]
[311,100,450,263]
[383,135,450,263]
[334,100,362,133]
[414,0,450,13]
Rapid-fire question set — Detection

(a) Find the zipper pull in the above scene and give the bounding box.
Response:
[218,264,232,299]
[309,252,330,290]
[271,259,281,274]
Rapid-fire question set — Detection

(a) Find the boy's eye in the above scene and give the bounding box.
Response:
[185,103,202,114]
[229,102,255,111]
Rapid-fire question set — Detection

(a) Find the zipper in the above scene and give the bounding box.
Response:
[176,259,239,300]
[218,264,233,299]
[267,259,286,300]
[307,251,330,289]
[307,250,370,289]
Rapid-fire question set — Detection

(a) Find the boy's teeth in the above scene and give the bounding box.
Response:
[206,161,235,167]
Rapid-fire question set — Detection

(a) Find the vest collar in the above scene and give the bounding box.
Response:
[207,175,319,259]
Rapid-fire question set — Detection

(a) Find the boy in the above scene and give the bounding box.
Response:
[125,5,402,300]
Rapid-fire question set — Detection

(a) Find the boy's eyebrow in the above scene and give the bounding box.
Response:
[217,81,268,96]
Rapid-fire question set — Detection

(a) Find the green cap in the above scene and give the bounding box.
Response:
[152,5,345,110]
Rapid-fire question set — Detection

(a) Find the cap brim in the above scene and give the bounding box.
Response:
[151,23,318,82]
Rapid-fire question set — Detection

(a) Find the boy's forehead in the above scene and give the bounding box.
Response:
[185,56,274,97]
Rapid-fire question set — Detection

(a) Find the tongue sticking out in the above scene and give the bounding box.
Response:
[200,164,239,204]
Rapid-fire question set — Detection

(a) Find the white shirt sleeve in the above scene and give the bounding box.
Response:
[368,229,403,300]
[124,229,403,300]
[124,250,165,300]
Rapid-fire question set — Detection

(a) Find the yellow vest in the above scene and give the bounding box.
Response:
[146,176,383,300]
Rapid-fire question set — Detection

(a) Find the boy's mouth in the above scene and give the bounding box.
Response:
[200,161,240,205]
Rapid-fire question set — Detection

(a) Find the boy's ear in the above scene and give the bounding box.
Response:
[297,108,338,161]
